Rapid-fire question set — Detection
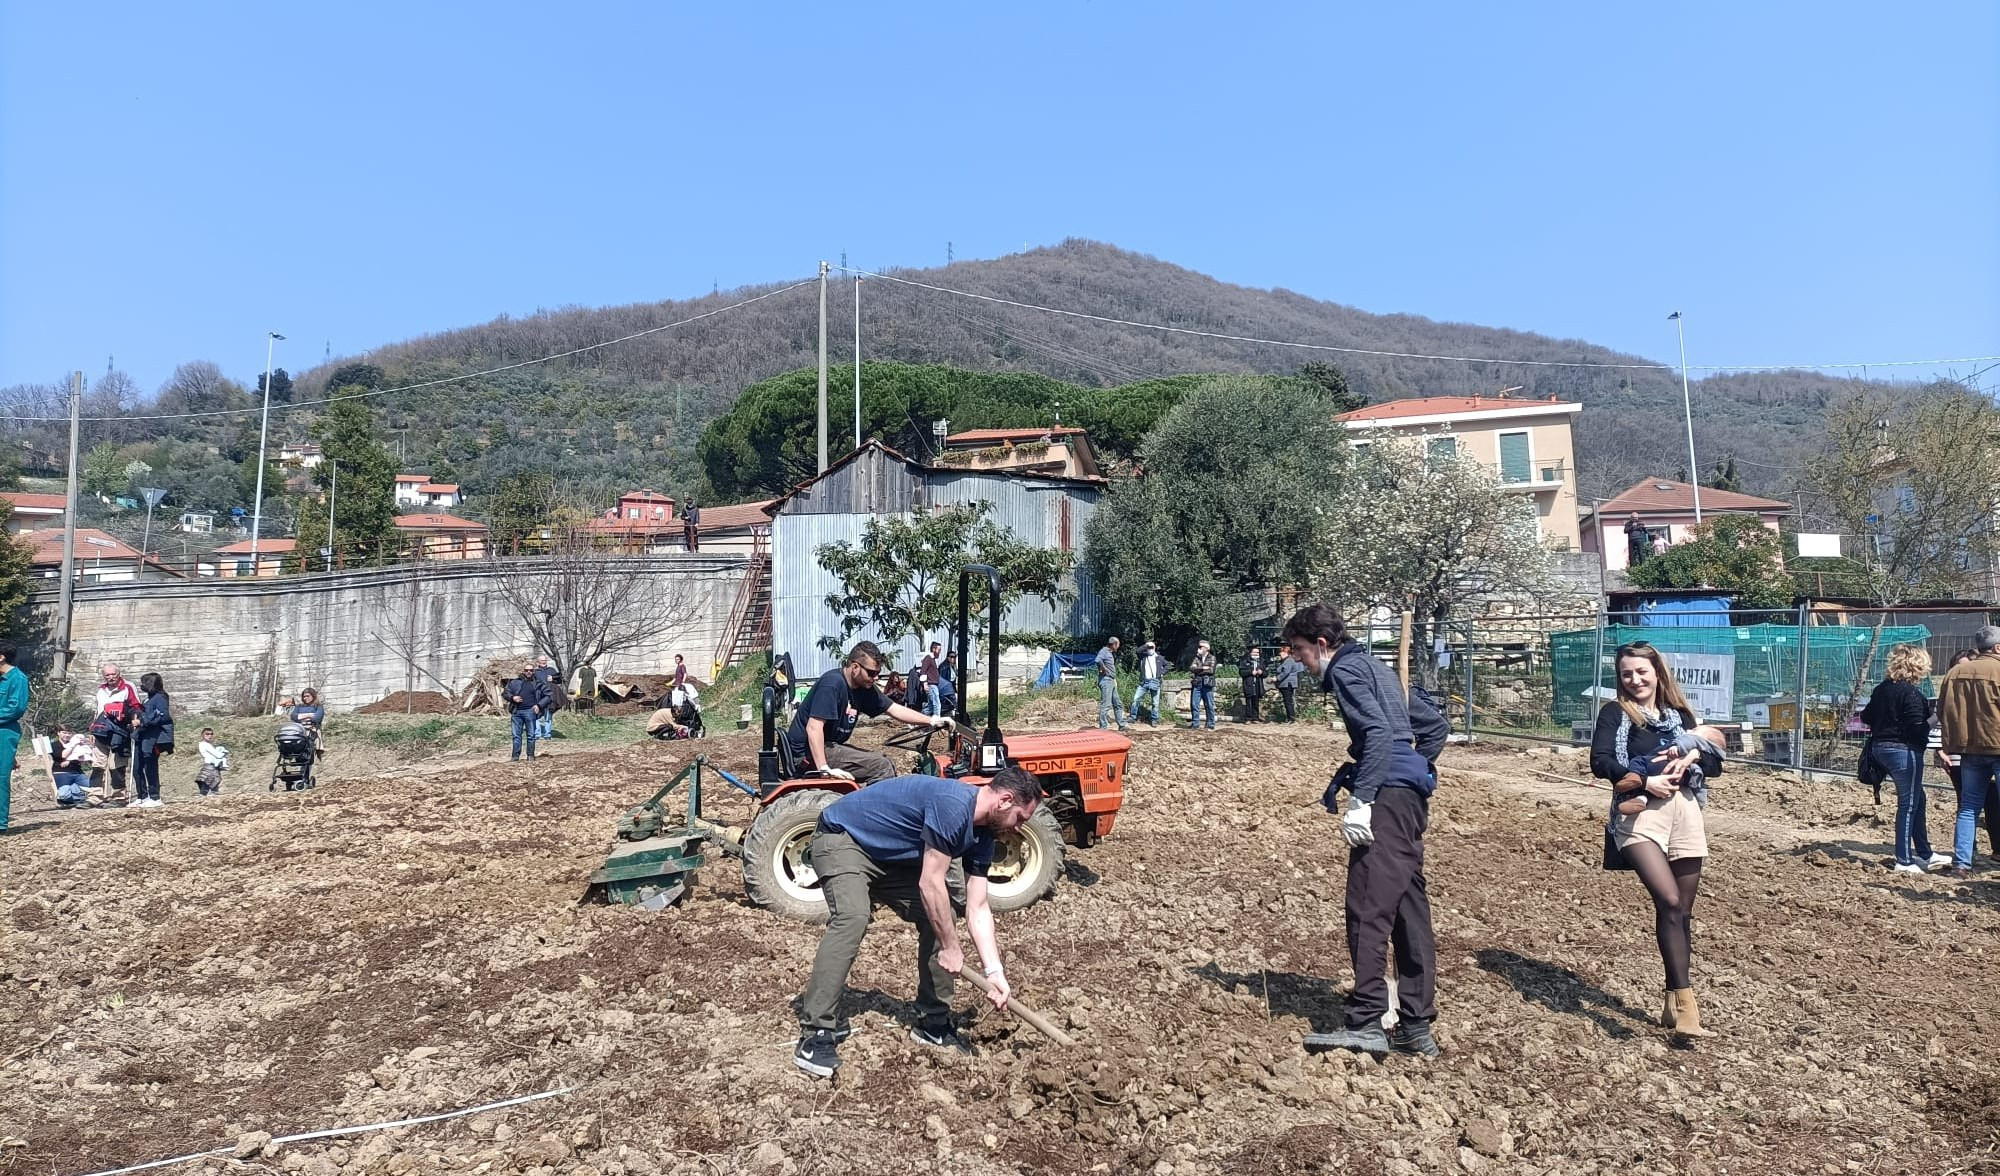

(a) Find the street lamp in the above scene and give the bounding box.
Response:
[1667,312,1701,524]
[250,331,285,557]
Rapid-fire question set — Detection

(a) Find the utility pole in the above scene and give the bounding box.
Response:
[816,261,830,473]
[853,277,863,450]
[54,371,81,681]
[1669,312,1702,523]
[325,457,339,572]
[251,331,285,557]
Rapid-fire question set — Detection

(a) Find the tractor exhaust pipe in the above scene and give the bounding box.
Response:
[958,564,1007,774]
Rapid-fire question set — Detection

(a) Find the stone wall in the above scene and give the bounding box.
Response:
[33,555,749,714]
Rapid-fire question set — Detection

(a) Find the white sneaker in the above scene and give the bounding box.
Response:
[1892,863,1926,874]
[1928,853,1953,868]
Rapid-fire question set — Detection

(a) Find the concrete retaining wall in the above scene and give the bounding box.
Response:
[34,555,748,714]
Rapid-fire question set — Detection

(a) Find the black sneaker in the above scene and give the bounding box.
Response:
[793,1029,840,1078]
[1303,1025,1390,1055]
[909,1022,976,1055]
[1389,1019,1440,1058]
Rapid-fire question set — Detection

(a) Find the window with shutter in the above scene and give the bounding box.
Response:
[1498,431,1531,484]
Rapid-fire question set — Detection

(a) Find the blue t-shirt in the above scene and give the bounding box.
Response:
[787,667,891,761]
[818,774,995,876]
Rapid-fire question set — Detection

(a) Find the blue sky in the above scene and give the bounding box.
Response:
[3,1,1995,396]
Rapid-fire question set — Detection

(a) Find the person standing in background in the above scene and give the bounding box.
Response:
[1188,640,1218,731]
[1095,637,1127,732]
[1127,641,1165,727]
[91,663,140,801]
[1272,648,1305,722]
[0,642,27,831]
[532,655,559,743]
[921,641,944,717]
[131,672,174,809]
[1239,647,1267,723]
[1936,627,2000,879]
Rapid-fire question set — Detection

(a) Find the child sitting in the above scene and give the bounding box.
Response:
[1614,721,1726,814]
[196,728,230,796]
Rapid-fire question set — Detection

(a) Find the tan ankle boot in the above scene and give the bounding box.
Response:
[1660,989,1677,1030]
[1668,988,1715,1038]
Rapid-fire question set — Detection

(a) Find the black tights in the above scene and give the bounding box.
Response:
[1623,842,1702,989]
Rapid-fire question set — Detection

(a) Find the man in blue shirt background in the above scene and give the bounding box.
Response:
[788,641,949,783]
[793,767,1043,1077]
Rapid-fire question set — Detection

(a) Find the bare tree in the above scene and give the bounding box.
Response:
[493,529,702,684]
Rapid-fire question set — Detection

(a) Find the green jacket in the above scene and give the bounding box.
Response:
[0,666,29,730]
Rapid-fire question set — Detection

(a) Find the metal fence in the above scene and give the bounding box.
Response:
[1426,606,2000,774]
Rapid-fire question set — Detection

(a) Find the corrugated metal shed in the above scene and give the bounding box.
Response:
[770,446,1103,676]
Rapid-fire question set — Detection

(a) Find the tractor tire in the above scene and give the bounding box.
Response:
[742,790,837,924]
[985,806,1065,914]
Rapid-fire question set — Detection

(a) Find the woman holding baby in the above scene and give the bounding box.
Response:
[1589,640,1725,1040]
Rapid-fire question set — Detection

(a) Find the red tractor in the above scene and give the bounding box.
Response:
[587,566,1133,922]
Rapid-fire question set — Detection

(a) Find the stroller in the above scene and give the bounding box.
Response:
[647,684,705,741]
[271,722,318,791]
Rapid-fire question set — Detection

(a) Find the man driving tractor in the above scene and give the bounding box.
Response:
[788,641,952,784]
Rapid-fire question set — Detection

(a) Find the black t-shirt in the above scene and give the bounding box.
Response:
[787,667,891,761]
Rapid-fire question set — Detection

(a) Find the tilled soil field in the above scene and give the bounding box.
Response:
[5,706,1999,1176]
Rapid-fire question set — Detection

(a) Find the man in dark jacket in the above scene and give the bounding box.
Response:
[506,665,548,762]
[1239,648,1267,722]
[1282,602,1440,1059]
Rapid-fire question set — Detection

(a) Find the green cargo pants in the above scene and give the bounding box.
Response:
[798,829,961,1032]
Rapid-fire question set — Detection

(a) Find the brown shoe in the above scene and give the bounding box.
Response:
[1667,988,1716,1039]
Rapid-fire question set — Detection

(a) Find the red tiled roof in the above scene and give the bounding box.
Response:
[394,473,429,483]
[944,426,1087,445]
[418,483,459,494]
[213,537,298,556]
[27,528,140,563]
[1339,395,1579,422]
[695,500,777,531]
[1,492,68,512]
[394,513,488,531]
[1598,478,1791,515]
[618,489,675,503]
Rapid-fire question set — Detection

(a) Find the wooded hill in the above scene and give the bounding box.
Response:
[3,240,1903,535]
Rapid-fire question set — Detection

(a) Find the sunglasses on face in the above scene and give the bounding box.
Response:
[854,662,882,679]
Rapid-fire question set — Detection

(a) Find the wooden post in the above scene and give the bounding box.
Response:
[1397,609,1413,693]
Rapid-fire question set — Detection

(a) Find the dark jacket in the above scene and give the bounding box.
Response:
[1322,643,1433,803]
[1190,651,1218,688]
[506,676,547,714]
[1861,679,1931,748]
[1589,701,1723,784]
[1408,686,1450,765]
[1239,655,1266,698]
[136,692,175,756]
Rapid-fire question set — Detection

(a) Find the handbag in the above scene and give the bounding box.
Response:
[1602,825,1634,871]
[1857,735,1886,804]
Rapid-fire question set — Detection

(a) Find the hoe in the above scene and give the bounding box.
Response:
[584,564,1134,920]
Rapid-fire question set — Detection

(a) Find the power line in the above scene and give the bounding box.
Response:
[0,280,816,425]
[833,265,2000,376]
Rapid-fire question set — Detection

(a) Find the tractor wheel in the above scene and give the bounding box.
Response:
[986,806,1065,913]
[742,790,837,924]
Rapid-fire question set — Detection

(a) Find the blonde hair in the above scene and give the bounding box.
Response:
[1887,643,1933,684]
[1613,642,1697,726]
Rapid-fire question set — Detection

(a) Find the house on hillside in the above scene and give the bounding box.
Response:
[205,537,296,578]
[690,500,775,557]
[936,426,1106,482]
[392,474,463,510]
[396,513,488,560]
[28,528,183,584]
[763,439,1102,677]
[1580,478,1792,574]
[1339,394,1584,551]
[0,491,67,534]
[584,490,680,553]
[280,442,323,469]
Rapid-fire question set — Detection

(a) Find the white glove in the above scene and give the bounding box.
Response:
[928,715,954,729]
[1341,796,1375,847]
[820,766,856,782]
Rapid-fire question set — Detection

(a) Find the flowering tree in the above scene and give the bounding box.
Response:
[1312,438,1567,687]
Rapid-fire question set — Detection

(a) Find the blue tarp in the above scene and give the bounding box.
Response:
[1034,653,1099,688]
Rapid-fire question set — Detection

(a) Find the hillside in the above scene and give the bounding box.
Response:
[301,240,1889,504]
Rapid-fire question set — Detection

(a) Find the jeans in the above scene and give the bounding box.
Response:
[535,710,554,740]
[1873,742,1932,865]
[925,684,941,717]
[132,749,162,801]
[511,710,538,760]
[1189,683,1215,729]
[55,771,92,805]
[1128,681,1161,724]
[1954,754,2000,867]
[1097,676,1126,730]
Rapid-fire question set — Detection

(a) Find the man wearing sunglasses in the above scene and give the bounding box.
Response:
[788,641,952,784]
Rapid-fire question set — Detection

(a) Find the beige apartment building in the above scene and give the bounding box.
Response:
[1338,394,1584,550]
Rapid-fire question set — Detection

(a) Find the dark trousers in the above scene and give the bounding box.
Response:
[132,750,162,801]
[1344,786,1435,1027]
[1278,687,1297,722]
[799,831,957,1031]
[1244,691,1263,722]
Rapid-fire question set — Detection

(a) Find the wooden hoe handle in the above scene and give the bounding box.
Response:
[961,970,1076,1047]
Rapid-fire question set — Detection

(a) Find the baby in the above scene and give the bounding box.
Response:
[1614,722,1726,814]
[196,728,230,796]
